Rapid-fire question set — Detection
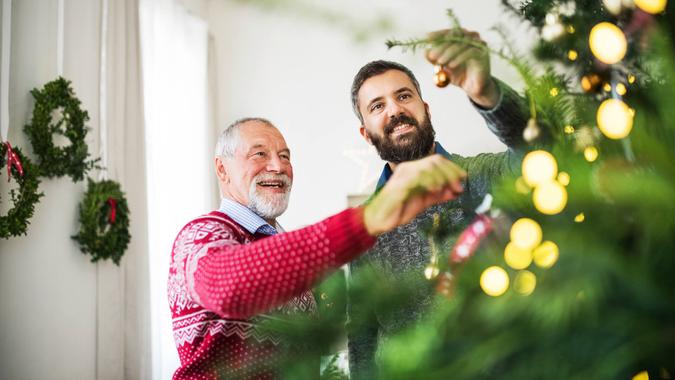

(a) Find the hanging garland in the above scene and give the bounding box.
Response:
[0,142,43,239]
[72,178,130,265]
[23,77,96,182]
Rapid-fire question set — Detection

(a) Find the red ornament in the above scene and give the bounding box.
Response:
[450,213,493,264]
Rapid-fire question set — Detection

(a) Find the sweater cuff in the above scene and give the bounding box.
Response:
[326,207,376,266]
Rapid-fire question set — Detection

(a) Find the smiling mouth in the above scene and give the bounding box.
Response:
[257,180,287,192]
[390,123,415,137]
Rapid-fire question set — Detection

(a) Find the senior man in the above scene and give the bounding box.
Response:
[168,117,466,379]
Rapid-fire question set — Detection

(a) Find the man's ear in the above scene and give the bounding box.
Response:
[215,156,228,183]
[424,101,430,117]
[359,126,373,145]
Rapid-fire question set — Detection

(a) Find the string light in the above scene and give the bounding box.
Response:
[635,0,667,14]
[584,146,599,162]
[504,242,533,270]
[567,50,578,61]
[564,125,575,134]
[533,180,568,215]
[510,218,543,251]
[522,150,558,187]
[616,83,627,95]
[514,270,537,295]
[550,87,559,97]
[533,241,559,268]
[557,172,570,186]
[589,22,627,64]
[575,213,585,222]
[627,74,636,84]
[632,370,650,380]
[480,266,510,297]
[603,83,612,93]
[597,98,634,139]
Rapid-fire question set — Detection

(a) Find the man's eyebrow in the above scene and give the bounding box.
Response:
[247,144,266,153]
[366,96,384,110]
[279,148,291,155]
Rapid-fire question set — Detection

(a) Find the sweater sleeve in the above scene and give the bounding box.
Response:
[177,207,376,319]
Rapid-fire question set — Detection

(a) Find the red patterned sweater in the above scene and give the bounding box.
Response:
[168,207,375,379]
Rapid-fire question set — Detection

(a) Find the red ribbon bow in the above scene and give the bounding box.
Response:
[107,198,117,224]
[5,142,24,182]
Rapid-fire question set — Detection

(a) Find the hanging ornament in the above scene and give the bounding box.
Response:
[0,142,43,239]
[522,150,558,187]
[589,22,627,64]
[433,65,450,88]
[597,98,634,139]
[523,118,540,143]
[635,0,667,13]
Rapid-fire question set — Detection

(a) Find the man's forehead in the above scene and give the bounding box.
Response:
[359,69,418,103]
[238,122,288,151]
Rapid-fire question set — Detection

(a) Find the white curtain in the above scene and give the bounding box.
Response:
[139,0,212,378]
[97,0,152,378]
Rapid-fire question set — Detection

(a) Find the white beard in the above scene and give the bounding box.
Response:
[247,173,292,220]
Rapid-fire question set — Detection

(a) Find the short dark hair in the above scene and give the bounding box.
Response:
[350,60,422,123]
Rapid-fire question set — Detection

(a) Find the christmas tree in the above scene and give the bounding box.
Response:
[265,1,675,378]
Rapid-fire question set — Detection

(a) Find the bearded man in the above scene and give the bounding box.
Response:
[168,117,468,379]
[347,29,530,379]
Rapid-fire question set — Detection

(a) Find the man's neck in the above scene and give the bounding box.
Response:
[387,142,436,172]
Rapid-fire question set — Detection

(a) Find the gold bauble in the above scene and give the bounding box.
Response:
[589,22,627,64]
[597,98,634,139]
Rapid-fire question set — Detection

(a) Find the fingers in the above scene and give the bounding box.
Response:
[425,28,486,67]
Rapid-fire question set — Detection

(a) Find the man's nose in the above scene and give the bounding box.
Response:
[265,155,284,172]
[387,101,405,118]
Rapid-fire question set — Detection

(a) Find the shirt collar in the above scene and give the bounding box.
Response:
[218,197,278,235]
[375,142,451,190]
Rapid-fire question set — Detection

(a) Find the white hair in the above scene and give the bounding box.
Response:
[214,117,273,158]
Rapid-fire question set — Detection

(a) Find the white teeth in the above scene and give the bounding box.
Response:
[392,124,411,133]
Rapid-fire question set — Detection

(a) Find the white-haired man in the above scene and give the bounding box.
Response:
[168,117,467,379]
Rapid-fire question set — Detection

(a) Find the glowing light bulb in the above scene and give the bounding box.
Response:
[510,218,543,251]
[514,270,537,295]
[564,125,575,134]
[533,241,559,268]
[616,83,627,95]
[584,146,599,162]
[568,50,578,61]
[480,266,510,297]
[589,22,627,64]
[632,370,650,380]
[550,87,559,97]
[597,98,634,139]
[533,180,568,215]
[504,242,532,270]
[635,0,667,14]
[557,172,570,186]
[522,150,558,187]
[575,212,585,222]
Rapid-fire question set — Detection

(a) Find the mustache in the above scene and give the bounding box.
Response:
[384,114,419,135]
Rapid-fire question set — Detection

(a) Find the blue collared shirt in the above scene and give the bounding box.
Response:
[218,197,279,236]
[375,142,452,191]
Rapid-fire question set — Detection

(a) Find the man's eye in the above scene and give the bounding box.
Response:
[370,103,383,112]
[253,152,265,157]
[280,154,290,161]
[399,93,411,100]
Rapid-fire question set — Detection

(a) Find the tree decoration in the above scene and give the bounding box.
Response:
[72,178,130,265]
[0,142,43,239]
[23,77,97,182]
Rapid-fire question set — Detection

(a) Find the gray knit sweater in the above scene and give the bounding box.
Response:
[347,80,528,379]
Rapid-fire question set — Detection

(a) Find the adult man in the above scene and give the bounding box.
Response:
[347,30,528,378]
[168,117,467,379]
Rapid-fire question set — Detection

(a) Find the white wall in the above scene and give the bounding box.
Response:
[206,0,535,230]
[0,1,100,379]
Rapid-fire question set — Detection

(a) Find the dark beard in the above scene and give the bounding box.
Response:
[368,113,436,164]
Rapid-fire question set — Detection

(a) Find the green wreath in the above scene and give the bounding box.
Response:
[24,77,96,182]
[0,143,43,239]
[72,178,130,265]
